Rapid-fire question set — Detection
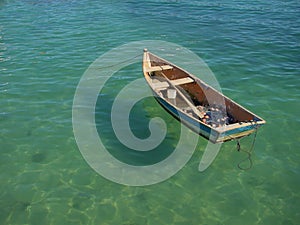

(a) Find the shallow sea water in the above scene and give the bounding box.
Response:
[1,1,299,224]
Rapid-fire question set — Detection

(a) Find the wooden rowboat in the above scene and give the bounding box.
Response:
[143,49,265,143]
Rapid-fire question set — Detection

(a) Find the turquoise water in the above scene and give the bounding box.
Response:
[1,0,300,224]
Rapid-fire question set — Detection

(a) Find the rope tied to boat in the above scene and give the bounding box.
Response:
[236,120,259,170]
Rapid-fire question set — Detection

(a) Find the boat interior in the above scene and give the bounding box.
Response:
[144,60,263,128]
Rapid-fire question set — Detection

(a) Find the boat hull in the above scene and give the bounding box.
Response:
[153,93,259,143]
[143,49,265,143]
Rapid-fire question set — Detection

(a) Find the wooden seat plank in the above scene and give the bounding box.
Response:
[145,65,173,73]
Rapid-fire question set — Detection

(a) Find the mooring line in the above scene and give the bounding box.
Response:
[237,121,259,170]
